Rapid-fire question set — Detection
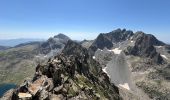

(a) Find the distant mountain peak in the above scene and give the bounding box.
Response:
[40,34,70,55]
[54,33,70,40]
[89,29,134,55]
[132,31,165,46]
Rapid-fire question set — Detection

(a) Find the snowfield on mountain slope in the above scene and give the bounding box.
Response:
[118,83,130,90]
[108,48,122,54]
[161,54,168,59]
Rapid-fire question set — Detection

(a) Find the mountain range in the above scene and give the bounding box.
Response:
[0,38,44,47]
[1,29,170,100]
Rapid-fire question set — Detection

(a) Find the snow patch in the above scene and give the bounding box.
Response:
[92,56,95,59]
[102,67,110,78]
[155,46,162,48]
[131,41,134,43]
[102,67,107,73]
[161,54,168,59]
[18,93,32,98]
[118,83,130,90]
[44,55,47,58]
[130,37,133,40]
[97,48,103,51]
[109,48,122,54]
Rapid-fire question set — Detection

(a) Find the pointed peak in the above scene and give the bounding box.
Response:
[54,33,70,40]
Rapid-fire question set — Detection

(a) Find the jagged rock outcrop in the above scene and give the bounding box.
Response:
[2,40,121,100]
[104,29,134,43]
[89,29,134,55]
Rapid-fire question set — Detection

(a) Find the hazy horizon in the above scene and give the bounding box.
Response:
[0,0,170,42]
[0,30,169,44]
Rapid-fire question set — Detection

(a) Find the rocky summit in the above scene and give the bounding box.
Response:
[1,40,121,100]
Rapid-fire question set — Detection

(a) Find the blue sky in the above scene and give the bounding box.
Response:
[0,0,170,42]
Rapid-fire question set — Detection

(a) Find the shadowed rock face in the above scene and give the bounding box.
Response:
[126,32,165,64]
[62,40,89,57]
[2,40,121,100]
[89,29,134,55]
[92,33,113,49]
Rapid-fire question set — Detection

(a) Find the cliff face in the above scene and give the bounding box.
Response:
[125,32,165,64]
[89,29,134,55]
[2,40,121,100]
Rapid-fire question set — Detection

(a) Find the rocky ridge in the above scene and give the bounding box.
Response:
[1,40,121,100]
[89,29,134,55]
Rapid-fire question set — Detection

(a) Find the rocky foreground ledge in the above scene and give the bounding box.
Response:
[1,40,121,100]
